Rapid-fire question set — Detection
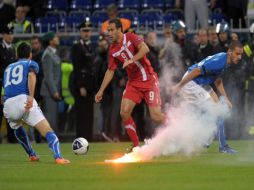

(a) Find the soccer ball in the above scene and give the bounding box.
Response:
[72,137,89,155]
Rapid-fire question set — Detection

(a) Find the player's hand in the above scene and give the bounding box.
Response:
[95,90,103,103]
[123,59,134,69]
[80,87,87,97]
[170,84,181,95]
[25,96,33,112]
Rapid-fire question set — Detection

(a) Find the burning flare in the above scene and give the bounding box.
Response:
[105,150,141,163]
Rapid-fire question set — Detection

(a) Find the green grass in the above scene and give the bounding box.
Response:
[0,141,254,190]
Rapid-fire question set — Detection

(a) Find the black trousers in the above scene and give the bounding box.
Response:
[74,94,94,142]
[0,101,17,143]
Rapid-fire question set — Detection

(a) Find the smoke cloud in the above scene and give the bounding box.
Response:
[132,100,230,161]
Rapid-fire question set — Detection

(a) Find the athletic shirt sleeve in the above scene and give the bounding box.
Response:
[200,54,226,76]
[28,60,39,74]
[128,32,144,48]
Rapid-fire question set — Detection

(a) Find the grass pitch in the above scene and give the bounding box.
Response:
[0,140,254,190]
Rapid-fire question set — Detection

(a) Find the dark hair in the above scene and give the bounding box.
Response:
[228,40,243,51]
[17,42,31,59]
[31,35,41,43]
[108,18,122,32]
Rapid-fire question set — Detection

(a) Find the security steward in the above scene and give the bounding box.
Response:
[71,18,96,141]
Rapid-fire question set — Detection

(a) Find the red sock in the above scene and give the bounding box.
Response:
[123,117,139,147]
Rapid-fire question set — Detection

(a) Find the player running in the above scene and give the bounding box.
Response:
[95,18,166,151]
[2,42,70,164]
[172,40,243,154]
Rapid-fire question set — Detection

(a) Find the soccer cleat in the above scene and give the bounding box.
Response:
[29,155,39,162]
[55,158,70,164]
[219,145,237,154]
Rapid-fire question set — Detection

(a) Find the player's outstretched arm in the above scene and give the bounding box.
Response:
[95,69,115,103]
[214,78,232,108]
[123,42,149,69]
[25,71,36,111]
[172,68,201,94]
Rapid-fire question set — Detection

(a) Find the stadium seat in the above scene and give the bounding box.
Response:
[69,10,91,18]
[70,0,93,10]
[45,10,67,18]
[141,9,163,18]
[138,14,163,30]
[59,16,85,32]
[141,0,164,10]
[209,12,227,25]
[47,0,69,11]
[165,9,184,20]
[165,0,175,9]
[118,9,139,21]
[118,0,141,10]
[35,16,59,33]
[94,0,116,10]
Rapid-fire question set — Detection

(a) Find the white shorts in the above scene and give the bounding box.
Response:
[180,72,213,103]
[3,94,45,129]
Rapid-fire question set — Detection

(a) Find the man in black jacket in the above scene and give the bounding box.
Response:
[71,19,96,141]
[0,24,17,143]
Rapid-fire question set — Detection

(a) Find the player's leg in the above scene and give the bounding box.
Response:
[120,98,139,148]
[34,119,70,164]
[25,98,70,164]
[12,123,39,161]
[148,106,166,124]
[209,91,237,154]
[3,95,38,161]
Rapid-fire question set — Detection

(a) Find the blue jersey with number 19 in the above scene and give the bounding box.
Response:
[3,59,39,100]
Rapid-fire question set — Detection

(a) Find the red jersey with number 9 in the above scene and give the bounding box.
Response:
[108,32,156,87]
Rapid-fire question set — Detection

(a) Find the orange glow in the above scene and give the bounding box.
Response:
[105,153,141,164]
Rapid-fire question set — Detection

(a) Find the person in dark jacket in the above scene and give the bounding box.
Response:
[71,19,96,141]
[0,23,17,143]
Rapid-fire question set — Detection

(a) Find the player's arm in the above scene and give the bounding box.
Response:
[123,42,149,69]
[95,69,115,103]
[214,78,232,108]
[26,70,36,111]
[173,68,201,93]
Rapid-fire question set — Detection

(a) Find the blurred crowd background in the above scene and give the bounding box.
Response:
[1,0,254,144]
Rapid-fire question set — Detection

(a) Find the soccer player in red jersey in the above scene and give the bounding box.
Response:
[95,18,166,151]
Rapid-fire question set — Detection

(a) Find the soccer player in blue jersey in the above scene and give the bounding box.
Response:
[2,42,70,164]
[172,40,243,154]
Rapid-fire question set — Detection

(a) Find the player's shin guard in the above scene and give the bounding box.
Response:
[45,131,62,159]
[14,126,36,156]
[123,117,139,147]
[217,117,227,148]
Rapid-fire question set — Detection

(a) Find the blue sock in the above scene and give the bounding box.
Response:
[14,126,36,156]
[45,131,62,159]
[217,117,228,148]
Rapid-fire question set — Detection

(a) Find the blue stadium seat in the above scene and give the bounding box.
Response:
[165,9,184,20]
[141,9,163,17]
[141,0,164,10]
[92,10,108,21]
[165,0,175,9]
[35,16,59,33]
[118,0,141,10]
[94,0,116,10]
[138,14,163,29]
[45,10,67,18]
[118,9,139,21]
[91,15,107,28]
[69,10,91,18]
[59,16,85,32]
[47,0,69,11]
[209,12,226,25]
[70,0,93,10]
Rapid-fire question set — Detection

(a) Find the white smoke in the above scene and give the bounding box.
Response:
[130,39,231,161]
[132,100,230,161]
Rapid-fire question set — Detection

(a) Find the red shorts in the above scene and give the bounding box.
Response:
[123,75,161,107]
